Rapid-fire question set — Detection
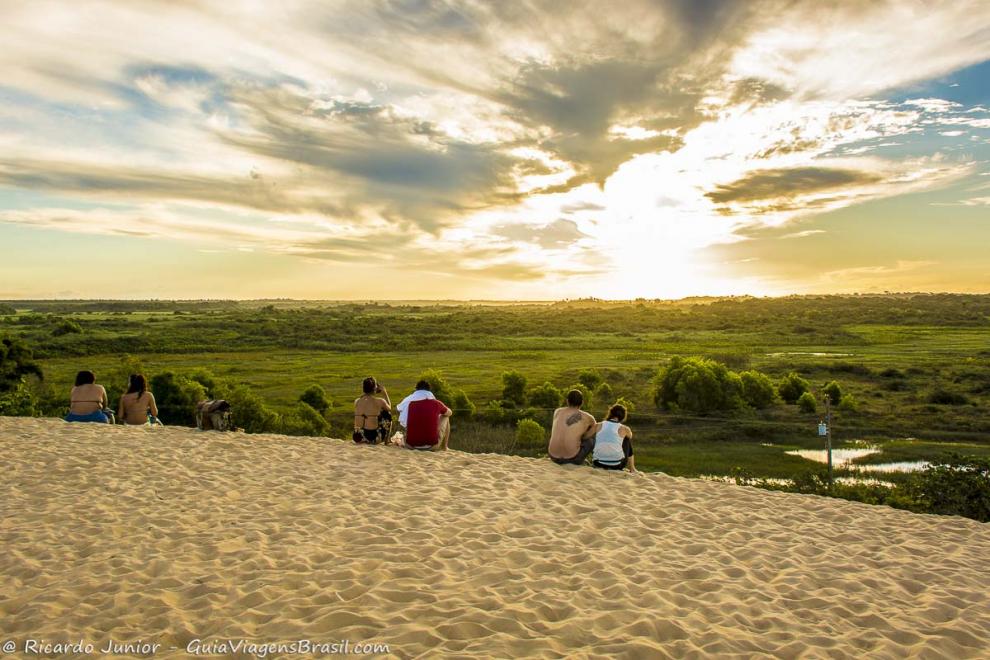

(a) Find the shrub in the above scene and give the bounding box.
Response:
[577,369,604,390]
[0,380,37,416]
[149,372,207,426]
[224,385,280,433]
[613,395,636,414]
[822,380,843,405]
[450,389,475,419]
[281,402,329,436]
[516,418,545,449]
[594,382,614,404]
[501,370,527,406]
[527,381,562,410]
[778,372,810,404]
[300,384,332,415]
[653,356,743,414]
[740,370,776,409]
[838,394,859,412]
[476,400,527,425]
[51,319,82,336]
[879,368,905,379]
[797,391,817,413]
[0,303,16,315]
[927,388,970,406]
[188,369,220,398]
[906,455,990,522]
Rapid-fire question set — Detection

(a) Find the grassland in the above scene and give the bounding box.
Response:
[3,295,989,482]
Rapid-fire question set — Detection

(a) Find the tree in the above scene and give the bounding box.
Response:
[822,380,843,405]
[501,370,527,406]
[300,384,332,415]
[778,372,810,404]
[740,370,776,409]
[527,381,562,410]
[0,303,16,315]
[797,391,817,413]
[653,356,743,414]
[578,369,604,390]
[0,337,43,393]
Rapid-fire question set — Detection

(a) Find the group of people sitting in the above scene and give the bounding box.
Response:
[355,378,635,472]
[66,369,633,471]
[352,377,452,451]
[65,370,160,426]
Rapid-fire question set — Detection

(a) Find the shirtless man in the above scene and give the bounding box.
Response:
[547,389,597,465]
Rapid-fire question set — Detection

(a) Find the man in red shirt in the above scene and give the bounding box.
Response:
[404,396,452,451]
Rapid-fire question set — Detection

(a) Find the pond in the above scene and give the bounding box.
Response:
[785,449,930,473]
[785,448,880,466]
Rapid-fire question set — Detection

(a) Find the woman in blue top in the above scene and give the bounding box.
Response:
[592,404,636,472]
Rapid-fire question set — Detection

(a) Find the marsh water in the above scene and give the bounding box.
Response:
[785,448,929,473]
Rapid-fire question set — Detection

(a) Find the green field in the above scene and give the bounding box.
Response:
[2,295,989,484]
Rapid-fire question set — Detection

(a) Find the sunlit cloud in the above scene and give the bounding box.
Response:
[0,0,989,297]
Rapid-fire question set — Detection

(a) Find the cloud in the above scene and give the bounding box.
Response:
[707,167,883,204]
[781,229,826,239]
[0,0,989,297]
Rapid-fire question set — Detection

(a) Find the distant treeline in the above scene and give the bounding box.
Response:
[3,294,989,358]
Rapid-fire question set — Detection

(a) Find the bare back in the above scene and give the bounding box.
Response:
[69,384,107,414]
[354,395,389,430]
[548,406,596,459]
[120,391,157,425]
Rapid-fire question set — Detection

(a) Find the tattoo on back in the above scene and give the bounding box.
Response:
[565,412,583,426]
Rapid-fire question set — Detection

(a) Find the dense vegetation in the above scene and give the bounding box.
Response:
[2,294,989,520]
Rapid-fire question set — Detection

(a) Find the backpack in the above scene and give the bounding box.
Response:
[196,399,233,431]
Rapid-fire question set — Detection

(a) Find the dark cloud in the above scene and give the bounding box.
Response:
[0,158,353,217]
[706,167,884,204]
[218,83,523,232]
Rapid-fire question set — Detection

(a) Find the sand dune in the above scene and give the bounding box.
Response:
[1,417,988,659]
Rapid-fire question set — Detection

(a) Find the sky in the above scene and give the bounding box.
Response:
[0,0,989,300]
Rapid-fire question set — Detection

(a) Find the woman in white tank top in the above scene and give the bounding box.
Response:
[592,404,636,472]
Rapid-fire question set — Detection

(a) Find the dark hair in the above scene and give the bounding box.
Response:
[126,374,147,397]
[363,377,377,394]
[565,389,583,407]
[75,370,95,386]
[415,379,431,391]
[607,404,627,422]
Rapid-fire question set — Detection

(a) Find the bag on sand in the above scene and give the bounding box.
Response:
[196,399,233,431]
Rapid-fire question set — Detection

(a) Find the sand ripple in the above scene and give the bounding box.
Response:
[1,417,989,658]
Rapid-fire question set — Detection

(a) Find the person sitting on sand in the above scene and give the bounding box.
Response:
[65,370,110,423]
[396,379,436,429]
[548,389,597,465]
[118,374,160,425]
[353,377,391,444]
[592,404,636,473]
[401,382,452,451]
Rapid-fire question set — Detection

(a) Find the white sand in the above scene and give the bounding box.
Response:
[1,417,989,659]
